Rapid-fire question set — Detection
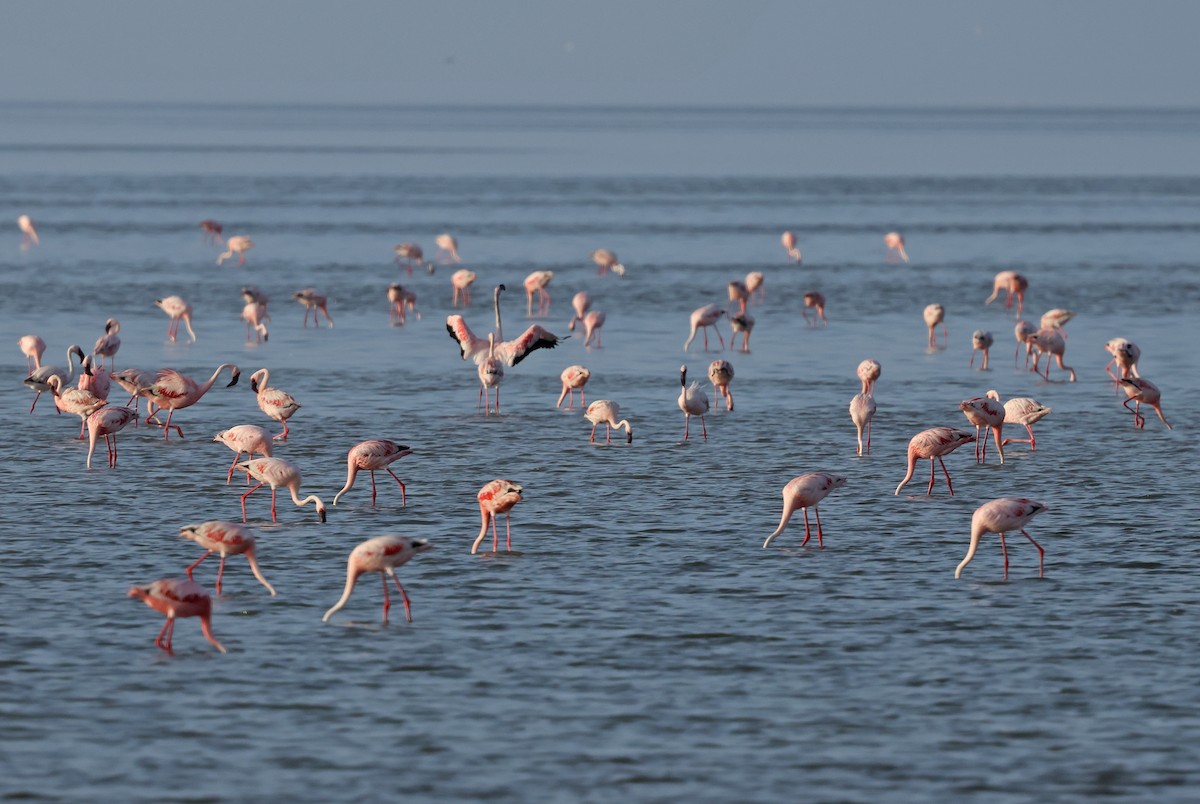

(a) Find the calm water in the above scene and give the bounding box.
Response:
[2,103,1199,802]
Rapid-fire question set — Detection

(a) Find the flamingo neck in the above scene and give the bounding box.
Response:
[955,528,984,578]
[323,566,363,621]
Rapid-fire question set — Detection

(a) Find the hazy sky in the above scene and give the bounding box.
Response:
[2,0,1197,107]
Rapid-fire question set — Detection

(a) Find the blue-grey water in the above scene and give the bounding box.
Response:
[2,103,1199,801]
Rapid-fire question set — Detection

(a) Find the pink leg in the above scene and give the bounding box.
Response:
[491,515,499,553]
[999,532,1009,579]
[385,468,406,507]
[683,415,690,440]
[241,482,264,522]
[700,415,707,440]
[506,514,512,551]
[590,422,598,443]
[926,458,936,495]
[155,618,175,653]
[274,419,289,441]
[381,574,391,622]
[107,434,117,467]
[606,424,612,444]
[227,452,241,484]
[270,487,278,522]
[814,507,824,547]
[392,576,413,623]
[369,470,378,506]
[939,456,954,495]
[865,419,871,453]
[1021,529,1045,577]
[799,508,812,547]
[161,409,183,441]
[215,555,227,595]
[186,551,211,580]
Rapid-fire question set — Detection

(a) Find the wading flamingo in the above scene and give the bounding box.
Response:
[781,231,802,263]
[24,344,86,413]
[323,536,431,623]
[477,333,504,415]
[143,363,240,441]
[959,391,1006,464]
[568,291,592,329]
[18,334,45,372]
[18,214,40,247]
[970,330,994,370]
[585,400,632,443]
[199,219,222,243]
[216,235,254,265]
[1030,328,1076,382]
[984,271,1028,316]
[236,457,326,523]
[708,359,734,411]
[1120,378,1172,430]
[1105,338,1141,385]
[923,304,946,348]
[334,440,413,506]
[92,319,121,370]
[684,304,726,352]
[435,233,460,263]
[745,271,764,303]
[857,359,881,395]
[450,269,476,307]
[181,521,276,596]
[85,406,136,468]
[557,365,590,408]
[803,292,827,326]
[241,285,269,305]
[1040,309,1075,333]
[730,312,754,352]
[155,296,197,343]
[293,288,334,328]
[678,365,710,440]
[884,231,908,262]
[249,368,300,440]
[579,310,606,348]
[849,392,876,456]
[447,290,566,366]
[592,248,625,276]
[77,354,110,401]
[213,425,273,483]
[956,498,1048,579]
[473,479,524,554]
[46,375,105,438]
[1014,320,1038,368]
[128,579,226,654]
[523,270,554,317]
[394,242,427,274]
[728,280,750,317]
[895,427,976,496]
[992,391,1052,451]
[763,472,847,548]
[386,284,419,325]
[111,367,156,423]
[242,301,269,343]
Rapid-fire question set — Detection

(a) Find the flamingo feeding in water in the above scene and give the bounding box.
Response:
[557,365,590,408]
[857,359,881,395]
[708,359,734,411]
[143,363,240,441]
[884,231,908,262]
[578,310,606,348]
[18,334,46,372]
[24,344,87,413]
[730,312,754,353]
[803,292,827,326]
[293,288,334,327]
[523,271,554,317]
[1040,308,1075,333]
[684,304,726,352]
[236,457,326,523]
[959,391,1006,464]
[128,579,226,655]
[386,284,419,325]
[213,425,274,483]
[216,236,254,266]
[849,392,876,456]
[181,521,276,596]
[678,365,710,440]
[568,291,592,328]
[1104,338,1141,385]
[334,440,414,506]
[984,271,1028,316]
[435,233,460,263]
[993,391,1053,452]
[473,479,524,554]
[155,296,197,343]
[584,400,632,444]
[450,269,476,307]
[242,301,269,343]
[18,214,40,247]
[923,304,946,348]
[1119,378,1172,430]
[728,280,750,317]
[592,248,625,276]
[1030,328,1076,382]
[763,472,847,548]
[781,231,802,262]
[199,219,223,243]
[1014,320,1038,368]
[970,330,994,370]
[745,271,764,303]
[85,406,136,468]
[956,498,1048,580]
[92,319,121,370]
[323,536,432,624]
[249,368,301,440]
[895,427,976,496]
[110,367,156,423]
[394,242,427,274]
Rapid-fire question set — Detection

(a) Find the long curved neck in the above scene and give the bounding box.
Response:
[243,545,277,596]
[894,449,919,495]
[488,332,496,359]
[323,566,362,621]
[763,495,799,547]
[472,509,493,554]
[199,364,237,396]
[252,368,269,391]
[334,463,360,504]
[493,286,504,341]
[955,528,984,578]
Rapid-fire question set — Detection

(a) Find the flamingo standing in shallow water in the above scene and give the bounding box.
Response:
[436,233,460,263]
[216,235,254,265]
[1120,378,1172,430]
[992,391,1052,451]
[155,296,197,342]
[386,284,419,325]
[128,579,226,654]
[85,406,136,468]
[745,271,764,303]
[1030,328,1076,382]
[334,440,413,506]
[24,344,87,413]
[18,334,45,372]
[18,214,40,247]
[473,479,524,554]
[143,363,240,441]
[450,269,476,307]
[956,498,1048,579]
[1014,320,1038,368]
[199,219,223,243]
[678,365,710,440]
[708,359,734,411]
[523,271,554,317]
[884,232,908,262]
[970,330,994,370]
[985,271,1028,316]
[730,312,754,352]
[181,521,276,596]
[781,231,802,263]
[323,536,431,623]
[92,319,121,370]
[111,367,156,423]
[728,280,750,316]
[895,427,976,496]
[578,310,606,348]
[763,473,847,548]
[394,242,427,274]
[236,457,326,523]
[249,368,301,440]
[592,248,625,276]
[77,354,110,401]
[568,291,592,329]
[585,400,632,443]
[242,301,269,343]
[684,304,726,352]
[557,365,590,408]
[923,304,947,348]
[849,393,876,456]
[213,425,273,483]
[857,359,881,395]
[1105,338,1141,385]
[447,293,566,367]
[959,391,1006,464]
[477,333,504,415]
[803,292,827,326]
[293,289,334,327]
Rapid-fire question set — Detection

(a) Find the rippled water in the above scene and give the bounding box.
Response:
[2,104,1199,801]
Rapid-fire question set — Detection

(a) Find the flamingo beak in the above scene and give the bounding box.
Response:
[318,508,327,523]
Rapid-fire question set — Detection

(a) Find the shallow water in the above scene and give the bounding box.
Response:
[1,103,1199,801]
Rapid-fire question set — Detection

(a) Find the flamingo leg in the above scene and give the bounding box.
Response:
[241,482,265,522]
[381,574,391,622]
[926,458,936,495]
[999,532,1009,579]
[939,456,954,495]
[391,576,413,623]
[385,468,406,506]
[799,508,812,547]
[814,507,824,547]
[29,391,40,414]
[227,453,241,484]
[107,434,118,467]
[866,419,871,453]
[700,415,707,440]
[156,618,175,653]
[1020,529,1045,577]
[590,422,598,443]
[274,419,289,441]
[270,487,278,522]
[161,409,183,441]
[505,513,512,552]
[491,514,499,553]
[215,555,227,595]
[606,424,612,444]
[186,551,211,580]
[683,414,690,440]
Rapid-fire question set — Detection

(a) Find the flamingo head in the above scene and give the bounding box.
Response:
[227,368,241,388]
[317,504,327,523]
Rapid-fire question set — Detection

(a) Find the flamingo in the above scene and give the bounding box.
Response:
[24,344,87,413]
[18,334,45,372]
[728,280,750,317]
[450,269,476,307]
[1104,338,1141,385]
[143,363,240,441]
[46,375,105,438]
[923,304,947,348]
[386,284,419,325]
[956,498,1048,580]
[1014,320,1038,368]
[293,288,334,328]
[477,333,504,415]
[394,242,427,274]
[568,291,592,329]
[436,233,461,263]
[857,359,881,395]
[524,270,554,317]
[447,289,566,367]
[473,479,524,554]
[213,425,274,484]
[585,400,632,444]
[592,248,625,276]
[803,292,828,326]
[993,391,1052,452]
[92,319,121,370]
[1119,378,1172,430]
[236,457,326,523]
[181,521,276,597]
[557,365,591,408]
[85,406,136,468]
[155,296,197,343]
[216,235,254,265]
[323,536,431,623]
[683,304,726,352]
[110,367,156,423]
[199,219,223,243]
[334,440,413,506]
[678,365,710,440]
[970,330,994,370]
[763,472,847,548]
[884,231,908,262]
[895,427,976,496]
[128,579,226,655]
[730,312,754,353]
[849,393,876,456]
[241,285,270,305]
[1030,328,1076,382]
[984,271,1028,316]
[960,391,1006,464]
[249,368,301,440]
[18,214,40,247]
[781,230,802,263]
[1039,309,1075,333]
[708,359,734,411]
[77,354,110,401]
[745,271,765,303]
[579,310,606,348]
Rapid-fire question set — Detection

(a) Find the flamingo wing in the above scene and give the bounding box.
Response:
[148,369,195,400]
[446,315,487,362]
[496,325,566,366]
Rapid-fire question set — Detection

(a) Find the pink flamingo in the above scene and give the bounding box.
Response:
[110,367,156,423]
[293,288,334,328]
[85,406,136,468]
[762,472,847,548]
[1030,328,1076,382]
[394,242,427,274]
[730,312,754,353]
[557,365,591,408]
[523,270,554,317]
[155,296,197,343]
[1039,308,1075,333]
[386,284,419,325]
[242,301,269,343]
[199,219,223,243]
[18,334,45,372]
[960,391,1006,464]
[250,368,301,440]
[236,457,326,523]
[956,498,1048,579]
[473,479,524,554]
[436,233,461,263]
[323,536,432,623]
[992,391,1052,451]
[1104,338,1141,385]
[803,292,827,326]
[143,363,240,441]
[849,392,876,456]
[1120,378,1172,430]
[216,235,254,266]
[447,311,565,369]
[46,375,105,438]
[984,271,1028,316]
[568,291,592,328]
[128,579,226,654]
[477,333,504,415]
[1014,320,1038,368]
[213,425,273,483]
[181,521,276,596]
[592,248,625,276]
[857,359,881,395]
[895,427,976,496]
[745,271,765,303]
[450,269,476,307]
[334,440,414,506]
[585,400,632,443]
[24,344,86,413]
[242,285,269,305]
[970,330,994,370]
[884,231,908,263]
[708,359,734,411]
[678,365,710,440]
[728,280,750,316]
[579,310,606,348]
[18,214,40,247]
[781,231,802,263]
[923,304,947,348]
[684,304,726,352]
[78,354,110,401]
[92,319,121,370]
